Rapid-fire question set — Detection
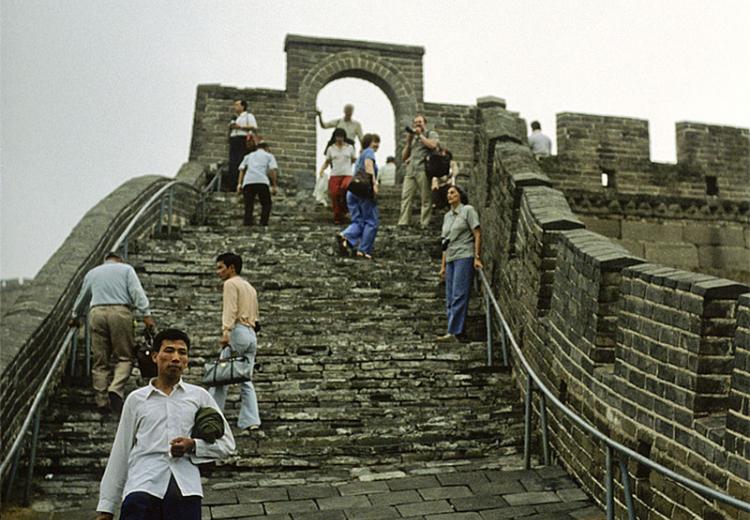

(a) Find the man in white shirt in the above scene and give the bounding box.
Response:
[317,104,364,148]
[95,328,235,520]
[237,141,279,226]
[227,99,258,192]
[317,128,356,224]
[528,120,552,157]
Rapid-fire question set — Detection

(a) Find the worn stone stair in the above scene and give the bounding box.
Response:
[13,187,601,518]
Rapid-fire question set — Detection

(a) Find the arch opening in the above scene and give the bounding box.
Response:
[315,77,396,176]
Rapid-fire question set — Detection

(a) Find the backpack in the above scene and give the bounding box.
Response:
[425,147,452,179]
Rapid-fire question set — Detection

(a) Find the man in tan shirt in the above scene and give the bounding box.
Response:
[210,252,261,431]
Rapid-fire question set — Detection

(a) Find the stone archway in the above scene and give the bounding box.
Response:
[190,35,478,190]
[295,50,419,121]
[295,51,418,176]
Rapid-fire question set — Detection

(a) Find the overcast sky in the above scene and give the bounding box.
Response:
[2,0,749,280]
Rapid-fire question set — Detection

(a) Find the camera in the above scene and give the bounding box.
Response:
[405,126,415,135]
[441,238,450,251]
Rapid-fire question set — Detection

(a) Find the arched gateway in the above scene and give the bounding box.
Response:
[189,34,478,188]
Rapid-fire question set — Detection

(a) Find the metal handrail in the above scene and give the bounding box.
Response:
[1,176,203,504]
[0,330,75,478]
[475,268,750,516]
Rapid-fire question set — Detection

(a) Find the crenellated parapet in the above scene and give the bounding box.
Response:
[543,113,749,202]
[477,103,750,519]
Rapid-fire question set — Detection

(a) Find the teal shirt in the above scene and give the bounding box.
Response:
[441,204,480,263]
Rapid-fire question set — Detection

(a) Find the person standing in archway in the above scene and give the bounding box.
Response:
[227,99,258,192]
[317,104,364,149]
[398,115,439,228]
[318,128,356,224]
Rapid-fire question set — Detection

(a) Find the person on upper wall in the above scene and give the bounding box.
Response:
[227,99,258,192]
[437,185,482,343]
[317,104,364,149]
[528,120,552,158]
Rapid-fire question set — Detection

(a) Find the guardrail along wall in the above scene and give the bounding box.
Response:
[475,106,750,519]
[0,161,210,470]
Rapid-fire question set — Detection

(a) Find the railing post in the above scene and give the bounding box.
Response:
[539,393,550,466]
[499,323,508,367]
[22,412,41,506]
[4,443,22,501]
[619,458,636,520]
[68,328,78,378]
[167,186,174,237]
[524,377,533,470]
[158,195,166,235]
[484,287,493,367]
[84,316,92,379]
[606,445,614,520]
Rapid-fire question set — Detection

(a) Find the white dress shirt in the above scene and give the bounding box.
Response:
[230,111,258,137]
[97,379,236,514]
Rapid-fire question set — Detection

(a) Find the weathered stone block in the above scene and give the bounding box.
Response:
[581,217,622,238]
[683,224,746,247]
[644,243,699,270]
[697,246,750,271]
[622,220,684,243]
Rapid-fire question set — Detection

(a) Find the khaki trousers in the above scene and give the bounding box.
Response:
[89,305,134,407]
[398,170,432,227]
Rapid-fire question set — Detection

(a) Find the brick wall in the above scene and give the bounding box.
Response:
[544,113,749,202]
[677,122,750,200]
[562,189,750,283]
[478,106,750,519]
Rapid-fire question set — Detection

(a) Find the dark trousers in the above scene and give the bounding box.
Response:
[243,183,272,226]
[226,136,247,192]
[120,476,201,520]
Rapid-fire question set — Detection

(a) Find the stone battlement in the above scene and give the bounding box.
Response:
[544,113,750,201]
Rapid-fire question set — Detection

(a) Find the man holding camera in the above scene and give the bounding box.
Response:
[398,115,439,228]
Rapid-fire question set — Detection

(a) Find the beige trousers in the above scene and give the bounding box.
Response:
[397,170,433,227]
[89,305,134,407]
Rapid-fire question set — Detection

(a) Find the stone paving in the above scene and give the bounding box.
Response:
[3,187,603,519]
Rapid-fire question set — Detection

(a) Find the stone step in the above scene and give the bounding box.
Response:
[23,455,601,519]
[27,189,527,511]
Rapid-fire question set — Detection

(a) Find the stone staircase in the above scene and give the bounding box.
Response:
[14,187,602,519]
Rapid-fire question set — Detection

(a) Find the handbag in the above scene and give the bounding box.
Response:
[135,327,158,379]
[425,147,452,179]
[347,169,374,199]
[202,347,253,387]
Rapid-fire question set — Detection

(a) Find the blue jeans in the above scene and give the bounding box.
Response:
[209,325,260,429]
[342,191,379,255]
[120,476,201,520]
[445,257,474,335]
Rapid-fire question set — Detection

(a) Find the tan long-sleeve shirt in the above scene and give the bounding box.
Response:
[222,276,259,332]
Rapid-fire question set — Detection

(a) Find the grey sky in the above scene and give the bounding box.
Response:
[2,0,748,280]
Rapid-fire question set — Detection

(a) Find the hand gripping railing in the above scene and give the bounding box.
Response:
[476,268,750,519]
[0,174,216,505]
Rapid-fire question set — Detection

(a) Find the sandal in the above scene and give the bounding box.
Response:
[356,251,373,260]
[335,234,349,257]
